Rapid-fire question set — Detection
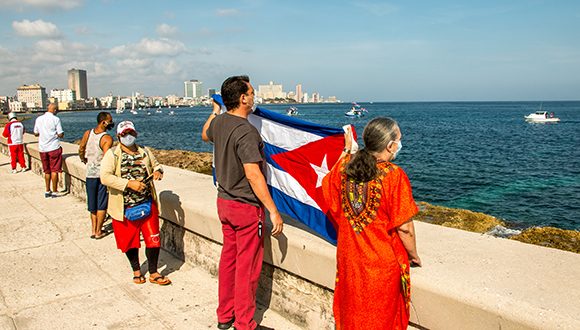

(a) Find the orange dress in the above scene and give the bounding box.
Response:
[322,155,418,330]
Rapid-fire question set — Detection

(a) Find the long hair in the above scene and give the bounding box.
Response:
[221,75,250,111]
[345,117,399,182]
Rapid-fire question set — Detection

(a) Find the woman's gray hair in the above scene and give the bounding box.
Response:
[345,117,399,182]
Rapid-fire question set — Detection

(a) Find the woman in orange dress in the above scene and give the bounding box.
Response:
[322,117,421,330]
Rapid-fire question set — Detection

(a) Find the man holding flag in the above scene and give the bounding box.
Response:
[202,75,283,330]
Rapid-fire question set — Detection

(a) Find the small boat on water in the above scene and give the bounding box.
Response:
[168,110,175,116]
[345,103,367,118]
[156,107,162,114]
[525,111,560,123]
[130,109,138,115]
[286,106,299,116]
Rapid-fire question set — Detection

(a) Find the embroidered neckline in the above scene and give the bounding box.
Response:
[340,161,395,233]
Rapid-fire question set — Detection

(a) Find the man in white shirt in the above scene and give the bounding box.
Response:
[33,103,64,198]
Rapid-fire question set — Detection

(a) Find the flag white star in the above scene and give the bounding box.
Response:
[310,155,329,188]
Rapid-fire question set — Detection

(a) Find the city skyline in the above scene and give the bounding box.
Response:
[1,1,580,102]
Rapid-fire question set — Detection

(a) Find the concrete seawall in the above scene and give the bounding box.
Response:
[2,134,579,329]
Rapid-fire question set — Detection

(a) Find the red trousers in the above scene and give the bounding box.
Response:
[216,198,264,330]
[9,144,25,170]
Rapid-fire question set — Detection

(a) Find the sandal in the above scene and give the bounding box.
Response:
[149,275,171,286]
[133,275,146,284]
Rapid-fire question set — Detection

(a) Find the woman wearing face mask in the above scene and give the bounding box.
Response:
[100,121,171,286]
[322,117,421,330]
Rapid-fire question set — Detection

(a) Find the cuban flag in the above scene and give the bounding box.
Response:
[212,95,357,244]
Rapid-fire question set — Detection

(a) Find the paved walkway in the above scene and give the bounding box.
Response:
[0,154,301,330]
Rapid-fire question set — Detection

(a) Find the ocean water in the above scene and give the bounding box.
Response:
[22,101,580,230]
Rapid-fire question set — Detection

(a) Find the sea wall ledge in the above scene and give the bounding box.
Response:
[2,134,579,329]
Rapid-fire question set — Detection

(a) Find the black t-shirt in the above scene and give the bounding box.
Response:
[207,113,265,207]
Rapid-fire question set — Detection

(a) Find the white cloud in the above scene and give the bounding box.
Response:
[216,8,239,17]
[12,19,61,38]
[110,38,186,57]
[117,58,151,69]
[161,60,180,75]
[156,23,178,37]
[0,0,83,10]
[35,40,65,54]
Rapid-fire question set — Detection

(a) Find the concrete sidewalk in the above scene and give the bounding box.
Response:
[0,154,302,330]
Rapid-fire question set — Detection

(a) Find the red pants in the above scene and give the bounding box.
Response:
[9,144,26,170]
[111,202,161,253]
[216,198,264,330]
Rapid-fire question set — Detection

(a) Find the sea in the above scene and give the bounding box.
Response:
[21,101,580,231]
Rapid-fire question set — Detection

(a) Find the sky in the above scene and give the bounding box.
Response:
[1,0,579,102]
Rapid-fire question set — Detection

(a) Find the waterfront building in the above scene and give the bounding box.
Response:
[167,94,180,106]
[295,84,303,103]
[301,92,309,103]
[184,80,203,99]
[17,84,48,110]
[325,96,339,103]
[208,88,216,97]
[8,100,25,113]
[50,89,76,103]
[311,92,320,103]
[258,81,286,100]
[68,68,88,100]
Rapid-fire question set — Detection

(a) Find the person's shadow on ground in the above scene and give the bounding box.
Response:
[151,190,186,276]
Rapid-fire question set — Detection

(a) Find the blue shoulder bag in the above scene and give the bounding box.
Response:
[125,198,152,221]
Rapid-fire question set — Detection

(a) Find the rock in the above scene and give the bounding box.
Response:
[413,201,504,233]
[510,227,580,254]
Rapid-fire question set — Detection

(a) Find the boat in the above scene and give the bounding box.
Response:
[130,109,138,115]
[525,104,560,123]
[155,107,162,114]
[168,110,175,116]
[344,103,367,118]
[286,106,299,116]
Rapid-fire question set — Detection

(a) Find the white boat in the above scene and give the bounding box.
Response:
[155,107,162,114]
[525,111,560,123]
[168,110,175,116]
[345,102,367,118]
[286,106,299,116]
[130,109,138,115]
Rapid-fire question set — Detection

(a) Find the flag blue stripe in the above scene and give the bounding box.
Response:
[269,185,337,244]
[254,107,344,137]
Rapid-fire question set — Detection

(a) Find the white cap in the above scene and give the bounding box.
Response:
[116,120,137,135]
[8,112,17,120]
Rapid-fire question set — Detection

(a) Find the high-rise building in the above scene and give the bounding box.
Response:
[67,68,88,100]
[17,84,48,109]
[296,84,303,103]
[208,88,216,97]
[184,80,203,99]
[258,81,286,99]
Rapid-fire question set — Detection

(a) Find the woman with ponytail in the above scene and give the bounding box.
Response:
[322,117,421,330]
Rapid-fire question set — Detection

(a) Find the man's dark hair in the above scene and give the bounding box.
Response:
[97,111,111,123]
[221,75,250,110]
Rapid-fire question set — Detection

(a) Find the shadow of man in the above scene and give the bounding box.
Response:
[154,190,186,276]
[255,214,289,325]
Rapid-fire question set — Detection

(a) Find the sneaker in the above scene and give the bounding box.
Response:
[11,169,17,174]
[217,318,235,329]
[44,191,52,198]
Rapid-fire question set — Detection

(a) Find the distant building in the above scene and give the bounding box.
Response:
[312,92,320,103]
[301,92,309,103]
[295,84,303,103]
[208,88,216,97]
[50,89,76,103]
[258,81,286,100]
[184,80,203,99]
[17,84,48,110]
[68,68,88,100]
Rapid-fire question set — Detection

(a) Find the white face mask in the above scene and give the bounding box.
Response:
[392,140,402,160]
[120,134,136,147]
[251,96,258,112]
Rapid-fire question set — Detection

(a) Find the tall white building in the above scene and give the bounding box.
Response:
[184,80,203,99]
[17,84,48,109]
[258,81,286,99]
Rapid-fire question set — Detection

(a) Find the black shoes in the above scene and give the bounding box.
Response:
[217,318,235,329]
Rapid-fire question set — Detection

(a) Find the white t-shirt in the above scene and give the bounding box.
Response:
[33,112,64,152]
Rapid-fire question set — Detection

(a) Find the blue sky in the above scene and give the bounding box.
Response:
[1,0,579,101]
